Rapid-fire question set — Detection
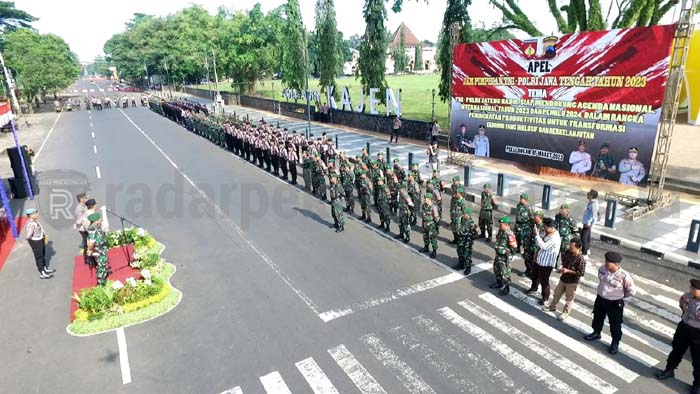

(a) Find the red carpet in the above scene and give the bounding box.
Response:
[69,245,141,322]
[0,216,28,272]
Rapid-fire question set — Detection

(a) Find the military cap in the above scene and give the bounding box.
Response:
[484,183,491,189]
[24,208,37,215]
[355,155,361,159]
[456,186,464,194]
[412,162,419,167]
[578,140,586,146]
[359,170,366,175]
[561,204,570,209]
[330,173,338,178]
[88,212,102,223]
[534,210,544,217]
[520,193,529,200]
[499,216,511,224]
[629,147,639,153]
[399,182,407,189]
[604,251,623,264]
[463,206,473,214]
[600,143,610,149]
[393,158,400,163]
[424,193,433,199]
[691,279,700,290]
[452,176,460,181]
[377,152,383,156]
[385,168,393,173]
[432,169,439,174]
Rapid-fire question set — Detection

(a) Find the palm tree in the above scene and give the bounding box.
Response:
[0,2,36,30]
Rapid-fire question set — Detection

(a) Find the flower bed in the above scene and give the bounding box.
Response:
[67,228,182,336]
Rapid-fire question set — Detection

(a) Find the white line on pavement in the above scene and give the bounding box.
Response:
[318,263,490,322]
[438,307,578,394]
[259,371,293,394]
[389,325,483,394]
[95,166,101,179]
[116,327,131,384]
[362,334,436,394]
[460,299,616,394]
[90,121,93,128]
[295,357,340,394]
[91,131,95,138]
[328,344,387,394]
[33,110,63,164]
[93,145,97,154]
[118,109,322,316]
[413,315,532,394]
[511,283,661,367]
[579,277,680,321]
[219,387,243,394]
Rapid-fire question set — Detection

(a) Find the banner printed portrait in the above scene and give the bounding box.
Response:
[450,25,676,185]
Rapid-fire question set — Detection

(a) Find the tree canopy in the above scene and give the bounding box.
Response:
[315,0,340,95]
[0,1,36,30]
[357,0,389,102]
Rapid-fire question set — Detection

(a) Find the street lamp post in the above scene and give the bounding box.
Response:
[163,61,172,98]
[211,49,222,114]
[431,88,436,120]
[302,33,311,138]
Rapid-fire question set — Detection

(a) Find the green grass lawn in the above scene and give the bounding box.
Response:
[194,73,450,126]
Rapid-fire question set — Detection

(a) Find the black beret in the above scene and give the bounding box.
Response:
[691,279,700,289]
[605,251,623,263]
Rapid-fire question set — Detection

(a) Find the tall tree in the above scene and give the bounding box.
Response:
[357,0,388,102]
[315,0,339,94]
[392,26,409,74]
[491,0,681,36]
[0,1,35,30]
[282,0,307,93]
[437,0,471,102]
[414,42,423,71]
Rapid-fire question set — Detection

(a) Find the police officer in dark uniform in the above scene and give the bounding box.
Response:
[657,279,700,394]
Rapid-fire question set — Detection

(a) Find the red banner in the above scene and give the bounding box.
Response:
[450,25,676,184]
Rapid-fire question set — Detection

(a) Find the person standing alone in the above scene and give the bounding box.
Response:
[25,208,54,279]
[390,115,401,143]
[581,189,600,256]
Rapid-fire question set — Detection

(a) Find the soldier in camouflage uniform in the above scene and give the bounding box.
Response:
[302,151,313,191]
[492,216,517,295]
[450,176,461,197]
[521,211,544,278]
[329,174,346,233]
[315,155,328,201]
[555,204,577,264]
[358,170,373,223]
[371,161,383,207]
[393,158,406,183]
[479,183,496,241]
[376,152,388,173]
[450,185,468,244]
[340,164,356,213]
[429,170,443,219]
[421,193,440,258]
[310,153,320,196]
[87,212,110,286]
[354,156,364,192]
[591,143,617,179]
[385,168,398,214]
[426,181,442,235]
[407,172,421,226]
[410,162,423,185]
[376,177,391,232]
[514,193,534,253]
[456,205,479,275]
[395,182,414,244]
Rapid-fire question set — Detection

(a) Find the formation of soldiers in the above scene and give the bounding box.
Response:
[149,97,579,297]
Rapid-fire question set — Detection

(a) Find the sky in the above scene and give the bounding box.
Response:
[14,0,685,63]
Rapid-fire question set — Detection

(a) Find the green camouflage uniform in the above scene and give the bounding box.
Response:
[340,167,356,212]
[457,215,478,270]
[514,202,534,251]
[429,176,443,218]
[408,177,421,225]
[397,188,414,242]
[523,221,544,278]
[422,202,440,252]
[359,176,373,222]
[377,183,391,229]
[88,223,109,286]
[310,158,319,195]
[555,213,576,255]
[315,161,327,201]
[450,197,468,237]
[479,190,495,239]
[329,181,345,230]
[386,174,398,213]
[592,154,616,179]
[372,167,382,207]
[494,228,517,286]
[302,156,313,191]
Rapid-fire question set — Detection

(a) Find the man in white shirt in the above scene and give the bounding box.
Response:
[569,141,592,175]
[527,218,562,305]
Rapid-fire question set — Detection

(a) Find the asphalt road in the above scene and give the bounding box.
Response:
[0,78,697,394]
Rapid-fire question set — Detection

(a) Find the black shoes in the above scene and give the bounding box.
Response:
[430,250,437,258]
[420,246,429,253]
[39,271,54,279]
[402,236,410,244]
[499,285,510,296]
[655,369,675,380]
[463,266,471,275]
[489,281,503,289]
[584,332,602,341]
[526,287,538,294]
[608,342,619,355]
[394,233,404,240]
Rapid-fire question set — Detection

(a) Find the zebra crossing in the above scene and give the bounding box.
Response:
[217,270,686,394]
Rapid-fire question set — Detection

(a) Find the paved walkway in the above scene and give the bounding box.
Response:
[167,91,700,268]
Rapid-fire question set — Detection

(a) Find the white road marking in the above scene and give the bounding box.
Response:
[460,299,616,394]
[93,145,97,154]
[413,315,532,394]
[589,262,683,297]
[634,286,682,309]
[328,344,387,394]
[512,283,661,367]
[389,325,483,394]
[579,278,680,322]
[90,121,93,128]
[33,110,63,163]
[438,307,578,394]
[295,357,339,394]
[118,110,321,315]
[571,285,675,339]
[219,387,243,394]
[259,371,292,394]
[318,263,490,322]
[95,166,101,179]
[116,327,131,384]
[89,115,92,120]
[91,131,95,138]
[362,334,436,394]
